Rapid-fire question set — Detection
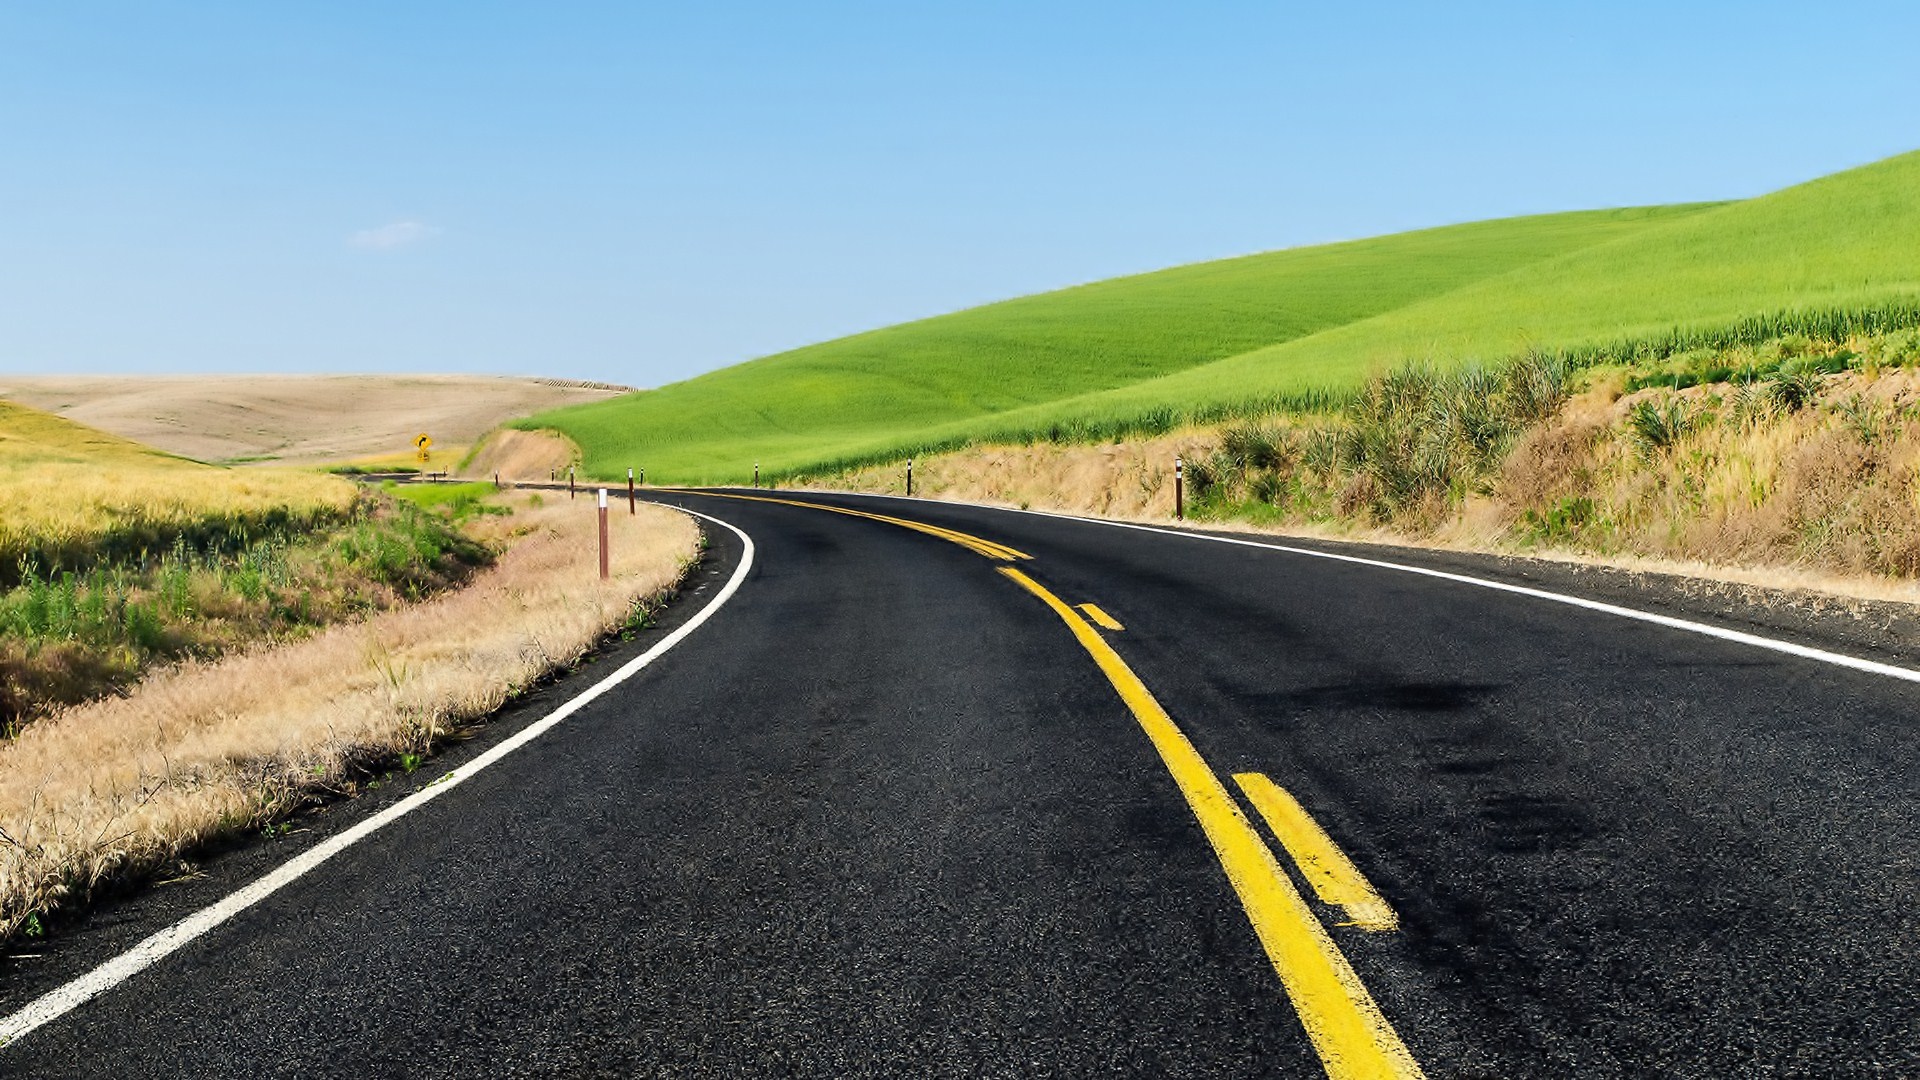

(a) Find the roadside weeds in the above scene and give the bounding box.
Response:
[804,331,1920,615]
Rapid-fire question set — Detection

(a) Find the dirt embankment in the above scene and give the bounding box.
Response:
[460,428,580,481]
[0,375,628,466]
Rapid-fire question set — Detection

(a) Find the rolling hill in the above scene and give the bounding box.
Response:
[524,148,1920,484]
[0,375,626,467]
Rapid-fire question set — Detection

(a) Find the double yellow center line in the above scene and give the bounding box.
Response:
[999,568,1421,1079]
[678,490,1032,561]
[673,490,1423,1080]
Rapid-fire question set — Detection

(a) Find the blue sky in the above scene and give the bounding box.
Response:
[2,2,1916,387]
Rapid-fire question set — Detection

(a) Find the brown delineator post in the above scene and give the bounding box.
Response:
[597,489,610,580]
[1174,455,1184,521]
[627,468,636,514]
[569,467,577,500]
[906,459,914,497]
[753,462,760,488]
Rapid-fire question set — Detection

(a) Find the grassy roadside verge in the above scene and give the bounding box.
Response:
[807,323,1920,594]
[0,490,698,941]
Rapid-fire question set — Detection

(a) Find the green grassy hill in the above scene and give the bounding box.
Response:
[527,148,1920,484]
[522,206,1713,481]
[1001,148,1920,435]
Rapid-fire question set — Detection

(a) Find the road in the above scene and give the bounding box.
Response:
[3,488,1916,1077]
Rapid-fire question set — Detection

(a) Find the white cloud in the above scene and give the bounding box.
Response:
[348,220,438,250]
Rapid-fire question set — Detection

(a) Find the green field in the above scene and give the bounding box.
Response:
[524,149,1920,484]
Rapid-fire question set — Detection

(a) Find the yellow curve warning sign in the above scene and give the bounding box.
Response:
[415,433,432,462]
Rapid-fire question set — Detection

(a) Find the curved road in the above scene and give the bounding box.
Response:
[3,489,1916,1077]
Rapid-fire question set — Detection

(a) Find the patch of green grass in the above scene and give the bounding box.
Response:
[382,481,506,523]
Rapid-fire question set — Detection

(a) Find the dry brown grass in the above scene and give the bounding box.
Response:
[809,368,1920,607]
[0,492,697,938]
[0,375,627,466]
[460,428,581,482]
[812,432,1216,521]
[1481,371,1920,579]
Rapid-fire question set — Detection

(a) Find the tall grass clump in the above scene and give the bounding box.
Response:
[1188,353,1572,522]
[1626,398,1698,460]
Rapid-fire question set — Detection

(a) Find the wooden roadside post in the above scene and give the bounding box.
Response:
[1175,455,1184,521]
[754,462,760,488]
[906,458,914,497]
[569,467,576,500]
[627,467,636,514]
[597,489,610,580]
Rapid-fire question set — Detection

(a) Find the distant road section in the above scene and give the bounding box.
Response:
[0,374,629,466]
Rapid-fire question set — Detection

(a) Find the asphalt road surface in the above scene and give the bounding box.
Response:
[3,489,1915,1078]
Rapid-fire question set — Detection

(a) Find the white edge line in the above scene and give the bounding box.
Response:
[806,490,1920,686]
[0,506,756,1049]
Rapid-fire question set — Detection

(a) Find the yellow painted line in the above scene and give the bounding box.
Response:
[1235,774,1399,933]
[653,490,1420,1075]
[671,490,1031,561]
[997,567,1424,1080]
[1078,603,1125,631]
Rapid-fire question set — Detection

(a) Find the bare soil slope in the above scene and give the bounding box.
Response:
[460,428,581,481]
[0,375,628,466]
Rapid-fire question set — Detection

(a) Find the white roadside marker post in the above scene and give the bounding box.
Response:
[1175,455,1184,521]
[597,489,610,580]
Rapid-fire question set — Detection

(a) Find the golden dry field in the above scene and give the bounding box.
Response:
[0,374,627,467]
[0,399,355,575]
